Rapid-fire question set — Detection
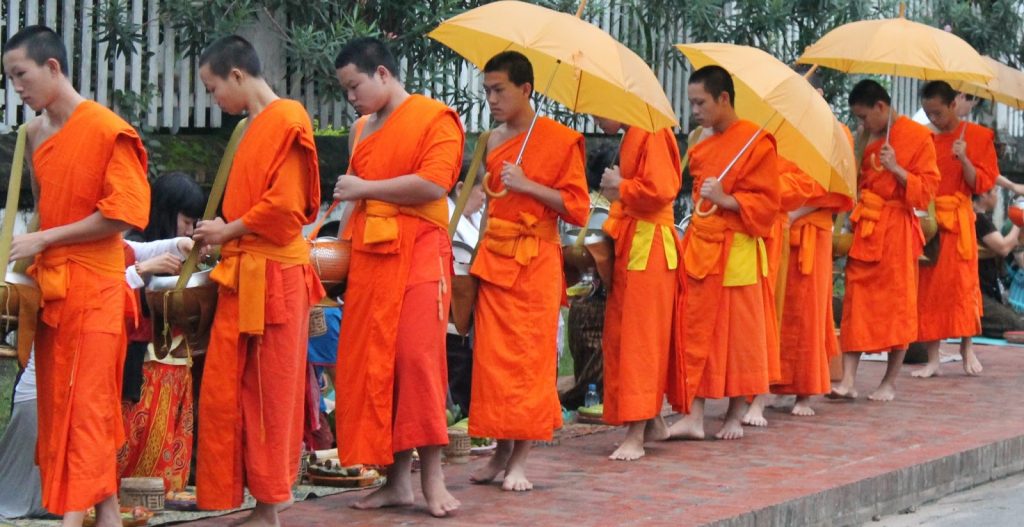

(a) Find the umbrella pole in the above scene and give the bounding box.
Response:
[694,119,771,217]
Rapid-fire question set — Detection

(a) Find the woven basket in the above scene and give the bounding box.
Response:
[120,477,165,511]
[308,307,327,338]
[444,429,471,464]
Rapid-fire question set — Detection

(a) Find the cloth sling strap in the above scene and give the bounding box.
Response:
[155,118,246,360]
[174,118,248,289]
[448,130,491,239]
[833,128,872,237]
[0,126,27,283]
[0,126,41,368]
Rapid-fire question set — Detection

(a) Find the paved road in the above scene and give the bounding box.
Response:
[871,472,1024,526]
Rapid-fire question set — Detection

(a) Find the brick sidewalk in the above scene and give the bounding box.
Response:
[186,343,1024,526]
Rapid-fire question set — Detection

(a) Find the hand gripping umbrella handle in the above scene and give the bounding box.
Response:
[694,198,718,217]
[482,171,509,198]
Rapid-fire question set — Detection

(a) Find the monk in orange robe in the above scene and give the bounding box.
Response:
[468,51,589,490]
[592,116,685,460]
[5,26,151,527]
[770,159,853,415]
[833,79,940,402]
[332,37,464,518]
[912,80,998,379]
[667,65,780,441]
[192,36,324,527]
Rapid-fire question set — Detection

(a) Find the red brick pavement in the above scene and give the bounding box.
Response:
[185,343,1024,526]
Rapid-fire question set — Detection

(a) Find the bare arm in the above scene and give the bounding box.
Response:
[995,175,1024,196]
[9,212,131,261]
[982,224,1020,258]
[335,174,447,205]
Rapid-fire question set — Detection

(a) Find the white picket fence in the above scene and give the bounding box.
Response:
[1,0,1022,137]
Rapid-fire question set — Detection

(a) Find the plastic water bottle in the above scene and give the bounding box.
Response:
[584,384,600,408]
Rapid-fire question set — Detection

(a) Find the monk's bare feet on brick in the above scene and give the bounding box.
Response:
[667,398,706,440]
[501,441,533,492]
[791,396,816,416]
[354,449,414,510]
[643,415,670,442]
[962,346,983,376]
[742,394,768,427]
[352,481,415,511]
[910,362,941,378]
[93,494,121,527]
[868,383,896,402]
[715,397,746,440]
[275,497,294,513]
[868,349,905,402]
[470,439,512,484]
[609,421,646,461]
[826,384,857,400]
[236,503,280,527]
[912,340,941,378]
[419,445,458,517]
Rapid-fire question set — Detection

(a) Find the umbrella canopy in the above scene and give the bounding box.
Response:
[428,0,677,132]
[956,56,1024,110]
[677,43,857,197]
[797,11,993,84]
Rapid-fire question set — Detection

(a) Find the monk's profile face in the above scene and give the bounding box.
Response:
[336,64,389,116]
[594,116,622,135]
[687,82,729,129]
[921,96,956,131]
[2,46,61,112]
[199,63,246,115]
[483,71,531,123]
[850,102,889,136]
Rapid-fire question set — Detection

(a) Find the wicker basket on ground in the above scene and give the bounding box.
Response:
[444,428,471,464]
[120,477,164,511]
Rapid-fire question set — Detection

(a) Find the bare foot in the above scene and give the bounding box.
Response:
[422,475,460,518]
[791,396,816,416]
[867,384,896,402]
[911,362,941,378]
[501,465,533,492]
[234,503,280,527]
[351,482,414,510]
[962,348,983,376]
[741,396,768,427]
[666,415,705,440]
[469,444,510,484]
[715,418,744,440]
[276,497,294,513]
[826,385,858,400]
[643,416,670,442]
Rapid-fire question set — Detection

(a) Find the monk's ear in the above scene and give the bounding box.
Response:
[44,57,62,77]
[229,67,244,84]
[716,91,731,107]
[376,65,392,83]
[520,81,533,98]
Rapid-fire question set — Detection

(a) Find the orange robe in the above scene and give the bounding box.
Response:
[469,117,590,440]
[31,100,150,514]
[841,116,940,352]
[772,159,853,395]
[197,99,324,509]
[917,122,998,341]
[681,119,780,403]
[335,95,464,466]
[601,126,686,425]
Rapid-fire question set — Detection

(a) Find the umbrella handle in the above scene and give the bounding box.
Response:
[694,197,718,217]
[482,171,509,198]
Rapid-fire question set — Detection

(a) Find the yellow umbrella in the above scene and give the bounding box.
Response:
[428,0,677,134]
[797,5,993,84]
[956,56,1024,110]
[676,43,857,201]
